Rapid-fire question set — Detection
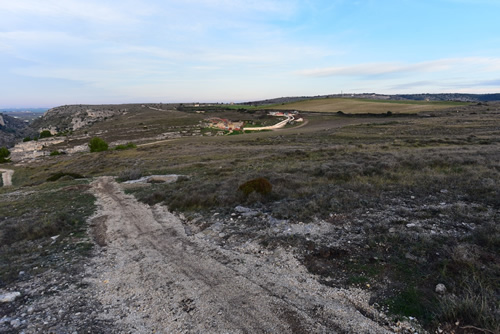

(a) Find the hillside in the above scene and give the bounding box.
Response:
[30,104,144,133]
[1,101,499,333]
[0,113,34,148]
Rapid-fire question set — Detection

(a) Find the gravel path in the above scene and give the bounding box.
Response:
[88,176,393,333]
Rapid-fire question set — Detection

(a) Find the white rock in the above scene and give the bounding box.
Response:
[234,206,252,213]
[10,318,21,328]
[0,291,21,303]
[435,283,446,295]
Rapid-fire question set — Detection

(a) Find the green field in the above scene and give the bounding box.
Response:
[267,98,466,114]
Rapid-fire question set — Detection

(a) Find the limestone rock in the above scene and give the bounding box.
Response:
[0,291,21,303]
[435,283,447,295]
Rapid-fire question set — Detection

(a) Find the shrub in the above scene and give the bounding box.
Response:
[0,147,10,163]
[117,168,142,182]
[47,172,85,182]
[39,130,52,138]
[238,177,272,196]
[50,150,61,156]
[89,137,108,152]
[23,136,32,142]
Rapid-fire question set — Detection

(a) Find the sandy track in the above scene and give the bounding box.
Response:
[0,168,14,186]
[88,176,392,333]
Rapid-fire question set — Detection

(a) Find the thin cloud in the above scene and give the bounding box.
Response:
[480,79,500,86]
[178,0,298,17]
[389,81,437,90]
[298,58,500,78]
[0,0,145,23]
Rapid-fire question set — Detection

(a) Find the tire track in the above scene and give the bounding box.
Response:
[88,176,392,333]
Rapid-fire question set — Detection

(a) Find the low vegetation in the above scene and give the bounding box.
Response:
[0,180,96,285]
[39,130,52,138]
[238,177,273,196]
[46,171,85,182]
[0,147,10,163]
[114,142,136,150]
[88,137,108,152]
[122,105,499,333]
[3,100,499,333]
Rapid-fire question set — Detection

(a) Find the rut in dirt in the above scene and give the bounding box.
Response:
[88,176,391,333]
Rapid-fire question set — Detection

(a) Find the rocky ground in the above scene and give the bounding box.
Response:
[0,177,425,334]
[1,103,498,334]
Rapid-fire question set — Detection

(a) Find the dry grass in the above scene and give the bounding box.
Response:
[5,102,500,332]
[268,97,465,114]
[0,180,96,285]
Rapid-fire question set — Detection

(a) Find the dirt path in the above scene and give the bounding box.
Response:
[88,176,392,333]
[0,168,14,186]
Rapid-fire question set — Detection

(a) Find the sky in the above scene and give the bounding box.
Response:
[1,0,500,107]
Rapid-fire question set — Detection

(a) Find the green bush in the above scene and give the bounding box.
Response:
[23,136,32,142]
[238,177,272,196]
[89,137,108,152]
[0,147,10,163]
[39,130,52,138]
[50,150,61,156]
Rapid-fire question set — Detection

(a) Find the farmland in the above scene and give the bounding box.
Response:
[266,97,466,114]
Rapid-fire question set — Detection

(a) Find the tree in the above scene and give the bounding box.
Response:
[0,147,10,163]
[88,137,108,152]
[39,130,52,138]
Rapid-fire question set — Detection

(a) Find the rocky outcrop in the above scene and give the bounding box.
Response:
[10,137,65,161]
[31,105,131,133]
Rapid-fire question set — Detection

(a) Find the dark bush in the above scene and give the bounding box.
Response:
[47,172,85,182]
[89,137,108,152]
[0,147,10,163]
[238,177,272,196]
[39,130,52,138]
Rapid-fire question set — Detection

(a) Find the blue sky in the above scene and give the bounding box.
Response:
[1,0,500,107]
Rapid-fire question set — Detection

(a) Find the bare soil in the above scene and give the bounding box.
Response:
[86,176,396,333]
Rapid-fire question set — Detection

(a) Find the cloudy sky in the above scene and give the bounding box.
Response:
[1,0,500,107]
